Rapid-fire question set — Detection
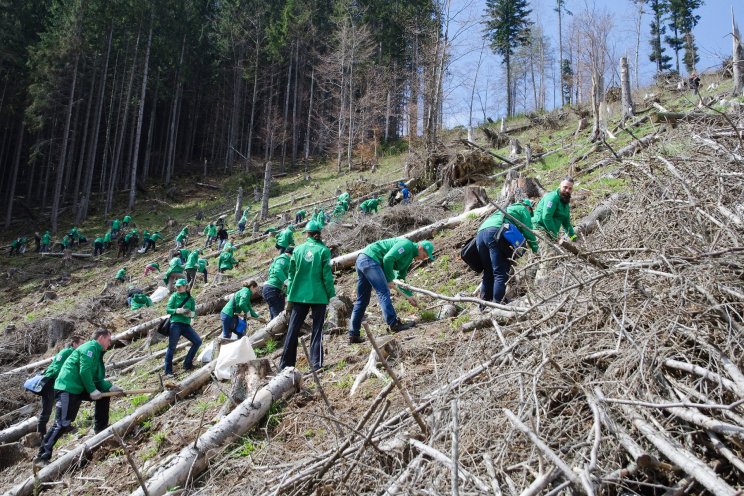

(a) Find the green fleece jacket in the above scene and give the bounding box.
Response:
[54,340,112,394]
[43,347,75,379]
[265,253,290,291]
[361,238,418,297]
[532,189,574,240]
[286,237,335,304]
[166,292,196,325]
[130,293,153,310]
[221,287,259,317]
[478,203,539,253]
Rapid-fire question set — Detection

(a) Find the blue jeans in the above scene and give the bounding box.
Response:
[476,227,512,303]
[165,322,202,375]
[280,303,326,370]
[349,254,397,337]
[220,312,243,339]
[262,284,285,320]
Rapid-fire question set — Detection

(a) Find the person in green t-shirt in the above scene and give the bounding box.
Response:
[347,238,435,343]
[163,279,201,376]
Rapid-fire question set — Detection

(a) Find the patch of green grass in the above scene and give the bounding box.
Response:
[335,374,354,390]
[334,359,348,370]
[265,401,284,430]
[129,394,150,408]
[235,437,260,457]
[143,431,168,461]
[450,314,470,331]
[140,420,152,430]
[419,309,437,322]
[255,337,278,357]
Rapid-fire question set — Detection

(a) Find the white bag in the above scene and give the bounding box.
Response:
[150,286,170,303]
[214,336,257,380]
[197,339,216,364]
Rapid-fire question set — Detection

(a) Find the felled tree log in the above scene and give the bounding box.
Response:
[331,205,495,272]
[131,368,303,496]
[248,311,290,348]
[7,364,216,496]
[40,252,92,258]
[0,417,38,444]
[578,134,659,175]
[575,193,624,237]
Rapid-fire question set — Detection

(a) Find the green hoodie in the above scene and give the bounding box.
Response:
[43,347,75,379]
[130,293,153,310]
[286,237,335,304]
[265,253,291,291]
[221,287,259,317]
[361,238,419,297]
[166,291,196,324]
[532,189,574,240]
[478,202,539,253]
[54,340,112,394]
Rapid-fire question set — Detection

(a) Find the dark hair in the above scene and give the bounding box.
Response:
[308,231,322,240]
[69,335,84,346]
[562,176,574,184]
[244,280,258,289]
[285,246,294,255]
[92,328,111,340]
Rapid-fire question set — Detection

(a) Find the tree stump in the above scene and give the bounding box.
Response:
[463,186,490,212]
[0,442,25,470]
[324,295,353,333]
[220,359,272,416]
[46,318,75,349]
[509,138,522,156]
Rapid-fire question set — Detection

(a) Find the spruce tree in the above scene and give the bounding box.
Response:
[648,0,672,74]
[484,0,532,117]
[668,0,702,74]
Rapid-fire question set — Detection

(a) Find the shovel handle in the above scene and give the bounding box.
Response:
[100,388,160,398]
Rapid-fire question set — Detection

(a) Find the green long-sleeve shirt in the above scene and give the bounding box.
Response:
[265,253,290,291]
[286,237,335,304]
[276,227,295,249]
[361,238,419,297]
[532,189,574,240]
[130,293,153,310]
[478,203,539,253]
[184,250,200,269]
[115,268,127,281]
[43,347,75,379]
[54,340,112,394]
[221,287,259,317]
[218,251,237,271]
[166,292,196,324]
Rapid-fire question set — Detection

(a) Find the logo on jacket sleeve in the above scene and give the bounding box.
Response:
[398,247,405,254]
[86,350,93,358]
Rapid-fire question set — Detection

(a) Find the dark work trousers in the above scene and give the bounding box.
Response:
[38,391,110,460]
[37,379,56,436]
[476,227,513,303]
[185,268,197,285]
[279,303,327,371]
[93,242,103,256]
[262,284,285,320]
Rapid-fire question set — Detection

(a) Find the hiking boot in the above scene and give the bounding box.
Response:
[389,319,415,333]
[348,335,365,344]
[33,455,50,467]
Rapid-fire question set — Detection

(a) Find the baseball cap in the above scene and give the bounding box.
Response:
[175,278,188,287]
[304,220,322,232]
[419,240,435,260]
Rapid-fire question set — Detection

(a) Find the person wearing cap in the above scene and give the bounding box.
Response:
[476,198,539,304]
[263,246,293,319]
[197,257,209,283]
[145,231,162,253]
[348,238,435,343]
[175,229,188,249]
[163,279,200,376]
[115,267,127,284]
[122,215,132,228]
[41,231,52,253]
[218,249,238,273]
[238,209,249,234]
[220,280,261,339]
[111,218,121,238]
[532,177,575,241]
[279,220,335,371]
[37,329,119,463]
[130,292,153,310]
[275,225,295,253]
[164,255,185,291]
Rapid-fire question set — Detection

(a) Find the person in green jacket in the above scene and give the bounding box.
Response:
[279,221,336,370]
[203,223,217,248]
[532,177,576,241]
[220,280,260,338]
[476,199,539,304]
[238,210,249,234]
[93,235,104,256]
[144,231,161,253]
[164,255,185,290]
[218,250,238,273]
[115,267,127,283]
[111,218,121,238]
[122,215,132,228]
[184,249,201,285]
[262,246,294,319]
[141,230,150,250]
[348,238,435,343]
[197,258,209,283]
[41,231,51,253]
[295,209,306,224]
[163,279,201,376]
[35,335,84,436]
[62,235,72,250]
[360,197,382,214]
[144,262,160,277]
[175,228,188,248]
[37,329,119,463]
[130,293,153,310]
[103,230,112,249]
[275,225,295,253]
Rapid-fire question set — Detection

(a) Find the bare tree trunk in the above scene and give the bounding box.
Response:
[72,69,95,211]
[128,12,153,210]
[634,2,643,89]
[234,187,243,224]
[558,0,565,106]
[51,53,80,234]
[247,39,260,161]
[3,121,24,228]
[164,37,185,186]
[620,56,634,122]
[304,68,314,161]
[467,40,486,142]
[291,49,299,167]
[141,69,158,183]
[261,161,272,220]
[734,10,744,97]
[226,48,244,172]
[281,44,293,172]
[347,30,355,172]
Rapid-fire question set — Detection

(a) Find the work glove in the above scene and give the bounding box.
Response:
[89,390,103,400]
[569,234,577,241]
[109,385,123,393]
[175,308,185,315]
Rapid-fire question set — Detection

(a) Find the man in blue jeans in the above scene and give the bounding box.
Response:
[348,238,435,344]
